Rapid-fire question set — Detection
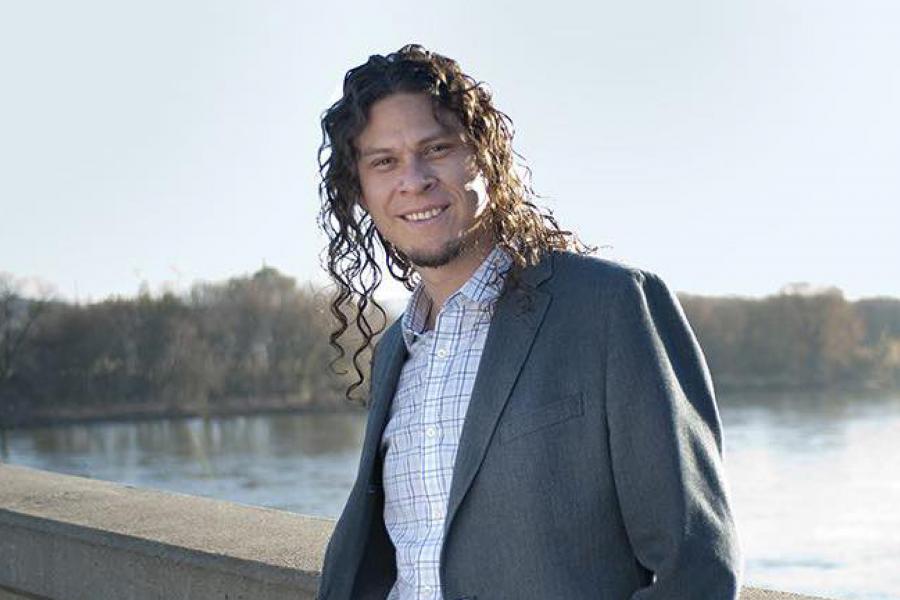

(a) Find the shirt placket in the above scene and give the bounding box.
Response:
[416,301,458,600]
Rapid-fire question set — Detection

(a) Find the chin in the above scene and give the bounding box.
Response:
[405,239,466,269]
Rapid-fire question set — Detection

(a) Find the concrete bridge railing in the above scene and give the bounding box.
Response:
[0,464,830,600]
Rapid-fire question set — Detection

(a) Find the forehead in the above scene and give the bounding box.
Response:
[354,93,460,150]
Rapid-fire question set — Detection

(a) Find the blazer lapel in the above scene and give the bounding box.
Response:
[444,255,554,534]
[359,322,407,485]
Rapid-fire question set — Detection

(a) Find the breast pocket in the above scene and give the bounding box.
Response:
[498,393,585,444]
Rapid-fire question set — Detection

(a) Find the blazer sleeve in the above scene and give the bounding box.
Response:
[605,270,742,599]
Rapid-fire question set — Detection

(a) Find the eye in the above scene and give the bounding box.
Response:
[424,143,453,157]
[370,156,395,169]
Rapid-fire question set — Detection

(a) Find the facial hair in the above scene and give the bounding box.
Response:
[405,236,467,269]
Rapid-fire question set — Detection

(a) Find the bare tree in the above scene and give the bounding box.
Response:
[0,273,52,386]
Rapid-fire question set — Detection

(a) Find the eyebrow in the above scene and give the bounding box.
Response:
[358,132,457,159]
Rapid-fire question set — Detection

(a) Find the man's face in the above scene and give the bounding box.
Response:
[354,92,492,270]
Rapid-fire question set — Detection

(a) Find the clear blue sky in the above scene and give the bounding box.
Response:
[2,0,898,303]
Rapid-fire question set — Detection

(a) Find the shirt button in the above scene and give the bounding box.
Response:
[425,426,437,438]
[432,506,444,519]
[423,585,434,594]
[436,348,448,358]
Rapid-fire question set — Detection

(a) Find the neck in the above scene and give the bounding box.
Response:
[417,241,494,329]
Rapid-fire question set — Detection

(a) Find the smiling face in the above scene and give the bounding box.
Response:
[354,92,493,274]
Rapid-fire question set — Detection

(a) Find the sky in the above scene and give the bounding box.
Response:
[1,0,898,304]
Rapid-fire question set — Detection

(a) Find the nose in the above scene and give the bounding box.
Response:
[397,156,436,195]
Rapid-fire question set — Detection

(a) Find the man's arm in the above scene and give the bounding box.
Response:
[605,269,742,599]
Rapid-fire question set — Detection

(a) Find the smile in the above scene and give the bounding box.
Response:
[402,206,447,222]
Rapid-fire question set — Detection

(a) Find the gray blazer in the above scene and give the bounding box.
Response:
[318,252,741,599]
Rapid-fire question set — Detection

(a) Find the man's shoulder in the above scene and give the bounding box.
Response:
[546,250,658,296]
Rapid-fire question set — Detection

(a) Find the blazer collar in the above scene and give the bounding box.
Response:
[518,249,553,288]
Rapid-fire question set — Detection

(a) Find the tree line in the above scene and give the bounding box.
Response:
[0,268,372,427]
[2,271,899,427]
[680,283,900,391]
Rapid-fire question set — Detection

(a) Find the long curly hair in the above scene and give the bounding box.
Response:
[318,44,590,400]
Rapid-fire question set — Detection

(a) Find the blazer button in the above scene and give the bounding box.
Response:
[367,483,380,495]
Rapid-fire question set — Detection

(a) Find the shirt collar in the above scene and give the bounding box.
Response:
[400,246,512,349]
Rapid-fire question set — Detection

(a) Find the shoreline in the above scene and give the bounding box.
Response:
[0,396,366,431]
[2,383,898,431]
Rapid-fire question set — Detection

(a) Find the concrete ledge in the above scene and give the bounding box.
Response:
[0,464,331,599]
[0,464,831,599]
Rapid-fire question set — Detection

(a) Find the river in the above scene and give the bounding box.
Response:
[2,391,898,600]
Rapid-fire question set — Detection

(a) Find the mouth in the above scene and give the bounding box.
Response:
[401,205,448,223]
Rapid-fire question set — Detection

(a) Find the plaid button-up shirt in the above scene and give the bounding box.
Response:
[381,247,512,600]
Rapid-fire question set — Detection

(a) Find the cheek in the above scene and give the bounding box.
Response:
[439,161,477,194]
[357,177,388,213]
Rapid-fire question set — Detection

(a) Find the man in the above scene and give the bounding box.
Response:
[316,45,741,600]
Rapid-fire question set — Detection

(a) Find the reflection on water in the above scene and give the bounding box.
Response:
[3,393,900,600]
[2,412,366,517]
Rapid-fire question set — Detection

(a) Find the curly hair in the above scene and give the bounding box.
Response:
[318,44,590,400]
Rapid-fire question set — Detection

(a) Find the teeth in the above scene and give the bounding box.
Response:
[405,207,444,222]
